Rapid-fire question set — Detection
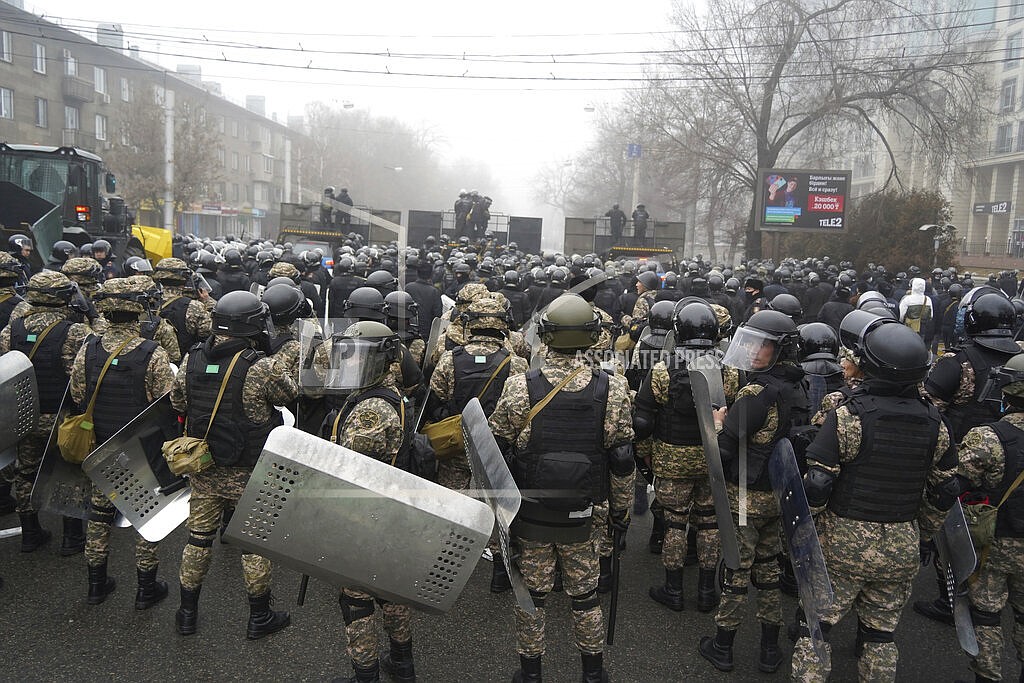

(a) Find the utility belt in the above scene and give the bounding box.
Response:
[511,497,593,544]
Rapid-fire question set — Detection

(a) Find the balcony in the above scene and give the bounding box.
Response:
[61,128,96,150]
[62,75,95,103]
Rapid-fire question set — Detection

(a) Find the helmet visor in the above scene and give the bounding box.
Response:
[721,325,781,372]
[324,336,390,392]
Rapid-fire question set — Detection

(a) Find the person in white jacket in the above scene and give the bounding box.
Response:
[899,277,934,338]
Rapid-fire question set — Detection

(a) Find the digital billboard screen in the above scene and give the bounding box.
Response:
[756,168,850,233]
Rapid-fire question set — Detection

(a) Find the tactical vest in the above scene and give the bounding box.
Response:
[945,343,1016,442]
[268,332,295,355]
[828,393,940,522]
[84,336,158,443]
[160,296,198,357]
[448,347,511,417]
[10,317,73,413]
[184,344,281,468]
[654,364,702,447]
[987,420,1024,538]
[514,369,609,511]
[0,292,21,331]
[727,367,805,490]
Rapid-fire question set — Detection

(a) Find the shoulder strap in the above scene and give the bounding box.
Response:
[201,350,245,441]
[476,352,512,400]
[160,295,185,312]
[27,319,64,360]
[524,366,588,426]
[999,467,1024,508]
[82,337,136,417]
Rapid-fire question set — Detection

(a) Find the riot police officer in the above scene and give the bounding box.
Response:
[500,269,532,330]
[152,257,213,359]
[0,252,25,330]
[170,290,296,638]
[405,258,443,341]
[489,294,635,683]
[218,249,251,295]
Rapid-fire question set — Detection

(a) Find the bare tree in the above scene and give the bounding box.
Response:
[652,0,989,258]
[173,97,222,212]
[103,86,166,223]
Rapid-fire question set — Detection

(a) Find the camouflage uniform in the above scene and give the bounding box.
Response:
[170,336,297,596]
[429,283,490,366]
[0,284,92,513]
[622,288,656,329]
[958,412,1024,682]
[268,261,300,280]
[791,400,954,683]
[489,350,635,658]
[69,310,174,573]
[152,257,213,350]
[160,285,213,343]
[329,375,413,671]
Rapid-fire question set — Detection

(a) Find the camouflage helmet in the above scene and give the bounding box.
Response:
[268,261,300,281]
[62,257,104,292]
[455,283,490,310]
[94,275,152,314]
[25,270,77,306]
[153,257,192,284]
[462,296,508,334]
[539,293,601,351]
[0,251,21,284]
[1000,353,1024,402]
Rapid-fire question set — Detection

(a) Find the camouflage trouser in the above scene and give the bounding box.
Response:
[178,466,271,596]
[791,570,912,683]
[655,476,718,571]
[339,587,412,667]
[85,485,159,570]
[13,415,56,513]
[514,536,603,657]
[967,537,1024,681]
[437,459,471,492]
[715,510,782,629]
[591,501,612,558]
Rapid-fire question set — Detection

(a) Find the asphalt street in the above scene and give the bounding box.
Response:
[0,506,1019,682]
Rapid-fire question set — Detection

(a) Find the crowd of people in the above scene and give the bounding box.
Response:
[2,229,1024,683]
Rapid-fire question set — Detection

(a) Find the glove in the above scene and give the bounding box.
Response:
[919,538,937,567]
[609,508,630,533]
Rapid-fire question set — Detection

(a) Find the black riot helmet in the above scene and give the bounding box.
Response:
[50,240,77,264]
[767,293,803,322]
[9,233,32,254]
[797,322,840,362]
[964,290,1019,353]
[722,310,798,372]
[648,300,676,332]
[673,301,718,348]
[850,313,930,384]
[262,283,311,327]
[503,269,521,288]
[366,269,398,294]
[384,290,419,320]
[343,286,388,322]
[222,248,243,270]
[211,290,270,338]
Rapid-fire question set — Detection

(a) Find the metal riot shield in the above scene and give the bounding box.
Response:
[31,391,130,527]
[460,398,535,615]
[769,438,834,667]
[935,500,979,656]
[297,318,336,397]
[81,394,190,542]
[0,350,40,453]
[222,426,494,614]
[688,359,741,570]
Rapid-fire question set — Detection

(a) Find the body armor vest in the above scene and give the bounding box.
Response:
[945,343,1017,443]
[448,347,510,417]
[10,317,72,413]
[515,369,610,510]
[654,363,702,447]
[988,420,1024,538]
[185,344,281,468]
[160,296,198,357]
[828,392,940,522]
[84,336,157,443]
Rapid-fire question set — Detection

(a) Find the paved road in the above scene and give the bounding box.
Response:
[0,507,1018,682]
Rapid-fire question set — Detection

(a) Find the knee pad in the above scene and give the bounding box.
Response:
[528,589,547,610]
[857,623,894,644]
[971,606,1002,627]
[798,617,833,641]
[570,588,600,612]
[339,593,376,624]
[186,529,217,548]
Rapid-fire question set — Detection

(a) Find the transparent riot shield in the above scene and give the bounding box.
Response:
[935,500,979,655]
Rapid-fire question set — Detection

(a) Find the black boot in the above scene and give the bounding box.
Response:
[697,568,719,613]
[648,511,664,555]
[597,555,613,594]
[87,563,116,605]
[333,660,381,683]
[511,654,542,683]
[246,590,291,639]
[60,516,86,556]
[912,597,954,625]
[175,584,201,635]
[381,638,416,683]
[780,557,799,597]
[633,480,648,516]
[684,525,698,566]
[0,482,16,515]
[135,567,168,610]
[581,652,609,683]
[759,622,784,673]
[649,568,684,611]
[699,627,736,672]
[491,554,512,593]
[19,512,50,552]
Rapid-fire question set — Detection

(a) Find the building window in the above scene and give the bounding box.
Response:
[996,122,1013,152]
[1007,33,1023,69]
[217,149,225,167]
[64,49,77,77]
[244,155,251,172]
[65,105,80,130]
[1003,79,1018,113]
[35,98,47,128]
[231,183,239,201]
[231,152,239,170]
[230,120,238,137]
[1014,1,1024,19]
[1,31,11,63]
[33,43,45,74]
[263,155,273,174]
[94,67,106,95]
[217,116,225,133]
[120,77,131,102]
[95,114,107,141]
[0,88,12,119]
